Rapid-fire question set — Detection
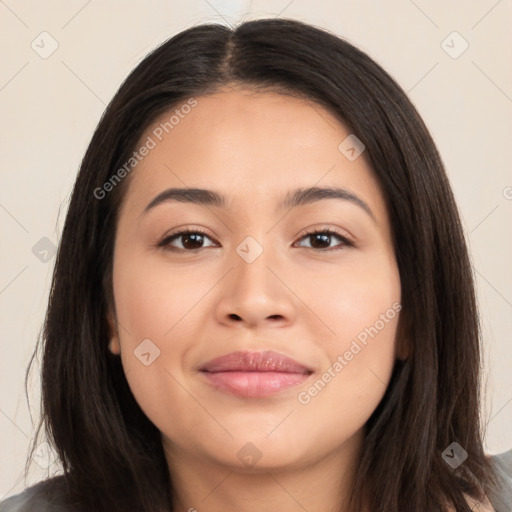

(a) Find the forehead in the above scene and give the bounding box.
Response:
[120,88,387,224]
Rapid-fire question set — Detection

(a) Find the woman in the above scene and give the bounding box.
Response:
[1,18,511,512]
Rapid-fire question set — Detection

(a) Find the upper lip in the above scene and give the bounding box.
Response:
[199,350,313,374]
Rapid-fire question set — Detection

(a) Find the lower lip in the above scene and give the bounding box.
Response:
[201,371,310,397]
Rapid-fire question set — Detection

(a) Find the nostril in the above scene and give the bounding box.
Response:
[228,313,242,321]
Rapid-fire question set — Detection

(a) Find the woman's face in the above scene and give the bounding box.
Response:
[109,88,404,473]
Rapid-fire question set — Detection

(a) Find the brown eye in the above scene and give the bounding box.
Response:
[181,233,206,249]
[159,230,217,251]
[295,229,352,251]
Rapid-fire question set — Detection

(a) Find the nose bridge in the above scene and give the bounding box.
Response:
[232,233,278,296]
[214,232,296,327]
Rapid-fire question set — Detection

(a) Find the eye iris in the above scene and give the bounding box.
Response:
[182,233,204,249]
[310,233,331,248]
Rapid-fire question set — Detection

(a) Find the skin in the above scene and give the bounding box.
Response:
[108,87,407,512]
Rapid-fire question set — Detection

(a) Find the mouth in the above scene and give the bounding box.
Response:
[199,350,314,397]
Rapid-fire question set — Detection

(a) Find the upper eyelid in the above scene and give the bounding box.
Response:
[295,225,352,240]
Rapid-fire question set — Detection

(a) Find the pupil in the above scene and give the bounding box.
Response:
[183,233,203,249]
[311,233,330,248]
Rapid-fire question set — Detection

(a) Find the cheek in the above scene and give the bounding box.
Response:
[112,252,212,343]
[303,250,401,345]
[111,252,221,434]
[293,298,400,456]
[295,253,401,412]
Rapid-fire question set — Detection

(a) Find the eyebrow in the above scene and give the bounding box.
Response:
[143,186,375,221]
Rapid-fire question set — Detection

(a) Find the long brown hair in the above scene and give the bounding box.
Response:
[26,17,504,511]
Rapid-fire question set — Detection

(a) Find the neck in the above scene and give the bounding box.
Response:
[165,430,368,512]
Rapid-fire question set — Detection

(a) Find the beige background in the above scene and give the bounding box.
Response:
[1,0,511,499]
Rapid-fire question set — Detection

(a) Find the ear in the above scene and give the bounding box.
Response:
[107,312,121,355]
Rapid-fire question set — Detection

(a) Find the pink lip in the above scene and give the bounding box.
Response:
[199,350,313,397]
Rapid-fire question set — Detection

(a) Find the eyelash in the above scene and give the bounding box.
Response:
[156,227,354,253]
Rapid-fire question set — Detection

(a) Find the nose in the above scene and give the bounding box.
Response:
[214,243,297,329]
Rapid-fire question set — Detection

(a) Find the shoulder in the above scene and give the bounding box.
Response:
[445,449,512,512]
[461,492,495,512]
[444,493,495,512]
[486,448,512,511]
[0,475,76,512]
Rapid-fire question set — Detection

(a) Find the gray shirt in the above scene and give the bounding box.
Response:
[1,449,511,511]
